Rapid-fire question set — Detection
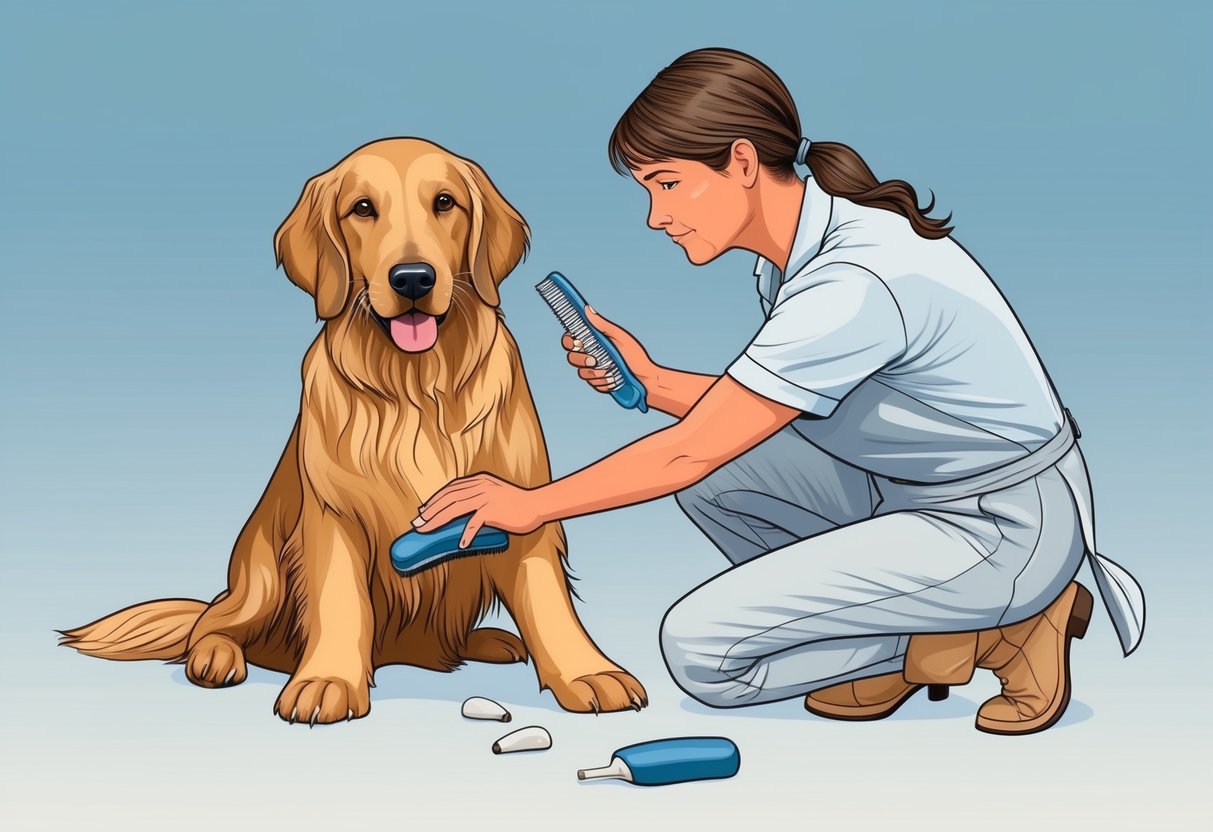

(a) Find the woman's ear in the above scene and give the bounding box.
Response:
[457,159,530,307]
[728,139,761,188]
[273,169,352,320]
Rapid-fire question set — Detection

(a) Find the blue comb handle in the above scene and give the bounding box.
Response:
[535,271,648,413]
[390,514,509,576]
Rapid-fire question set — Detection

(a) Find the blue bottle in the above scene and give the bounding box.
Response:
[577,737,740,786]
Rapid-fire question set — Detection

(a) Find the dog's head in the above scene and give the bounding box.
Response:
[274,138,529,352]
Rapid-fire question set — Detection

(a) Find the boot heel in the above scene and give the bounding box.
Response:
[928,684,949,702]
[1068,583,1094,640]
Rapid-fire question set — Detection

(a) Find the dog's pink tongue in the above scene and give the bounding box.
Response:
[390,311,438,352]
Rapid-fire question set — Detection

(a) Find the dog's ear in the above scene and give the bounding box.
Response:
[273,169,352,320]
[457,159,530,308]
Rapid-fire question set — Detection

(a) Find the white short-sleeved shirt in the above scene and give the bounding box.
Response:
[726,174,1066,483]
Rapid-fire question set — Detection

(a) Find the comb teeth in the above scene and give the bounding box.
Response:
[536,278,621,379]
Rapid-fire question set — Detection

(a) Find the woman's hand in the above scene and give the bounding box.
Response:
[563,306,658,394]
[413,474,546,548]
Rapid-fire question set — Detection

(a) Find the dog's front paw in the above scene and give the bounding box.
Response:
[186,634,247,688]
[274,670,370,726]
[547,669,648,714]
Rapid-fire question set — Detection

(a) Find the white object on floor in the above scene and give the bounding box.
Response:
[461,696,511,722]
[492,725,552,754]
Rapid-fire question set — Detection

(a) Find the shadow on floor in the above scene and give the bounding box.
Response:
[170,661,1094,730]
[678,689,1095,727]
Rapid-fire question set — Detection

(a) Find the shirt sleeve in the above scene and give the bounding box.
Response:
[727,262,907,417]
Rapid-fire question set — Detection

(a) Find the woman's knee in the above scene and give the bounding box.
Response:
[660,595,719,688]
[658,592,768,708]
[658,592,704,669]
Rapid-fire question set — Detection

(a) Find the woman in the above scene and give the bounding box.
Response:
[413,48,1145,735]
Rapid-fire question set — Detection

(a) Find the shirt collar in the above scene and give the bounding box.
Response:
[752,173,834,286]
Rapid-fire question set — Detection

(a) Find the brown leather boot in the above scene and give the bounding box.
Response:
[904,630,981,685]
[973,582,1094,735]
[805,672,948,721]
[806,629,980,720]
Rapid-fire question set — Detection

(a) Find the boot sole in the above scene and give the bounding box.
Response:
[975,583,1094,736]
[806,683,949,721]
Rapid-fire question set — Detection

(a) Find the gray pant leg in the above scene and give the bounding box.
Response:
[663,462,1087,708]
[675,422,877,565]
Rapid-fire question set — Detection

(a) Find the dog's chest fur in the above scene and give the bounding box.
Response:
[296,330,518,535]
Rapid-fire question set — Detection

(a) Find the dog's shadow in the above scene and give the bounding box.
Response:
[169,656,566,713]
[370,659,562,711]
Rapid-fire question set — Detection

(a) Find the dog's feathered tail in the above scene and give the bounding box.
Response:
[58,599,207,661]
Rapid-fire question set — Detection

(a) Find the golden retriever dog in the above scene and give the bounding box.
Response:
[59,137,647,724]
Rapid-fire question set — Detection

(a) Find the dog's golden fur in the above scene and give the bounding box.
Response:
[59,138,646,724]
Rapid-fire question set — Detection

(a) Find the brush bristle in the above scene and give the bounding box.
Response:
[393,543,510,578]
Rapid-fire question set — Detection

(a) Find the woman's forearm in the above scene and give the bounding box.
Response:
[413,373,802,540]
[645,366,718,418]
[537,422,712,523]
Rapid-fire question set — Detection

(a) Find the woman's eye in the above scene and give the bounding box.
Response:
[351,198,376,218]
[434,193,456,213]
[659,181,678,191]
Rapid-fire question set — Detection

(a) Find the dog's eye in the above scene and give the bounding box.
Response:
[434,193,456,213]
[351,198,377,218]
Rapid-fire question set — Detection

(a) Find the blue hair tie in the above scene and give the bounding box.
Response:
[795,137,812,166]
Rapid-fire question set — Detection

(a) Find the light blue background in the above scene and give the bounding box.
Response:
[2,1,1209,829]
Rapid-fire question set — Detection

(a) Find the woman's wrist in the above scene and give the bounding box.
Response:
[644,364,717,419]
[532,483,562,526]
[645,362,667,392]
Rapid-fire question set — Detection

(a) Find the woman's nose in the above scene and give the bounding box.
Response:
[647,204,672,230]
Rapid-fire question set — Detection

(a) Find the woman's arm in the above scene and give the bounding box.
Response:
[537,373,800,520]
[413,374,804,544]
[644,365,718,419]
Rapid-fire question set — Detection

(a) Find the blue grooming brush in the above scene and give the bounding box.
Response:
[535,271,648,413]
[390,514,510,577]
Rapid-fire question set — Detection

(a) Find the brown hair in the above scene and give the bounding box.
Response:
[609,48,953,239]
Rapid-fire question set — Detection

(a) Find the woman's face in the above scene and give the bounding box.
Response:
[630,158,749,265]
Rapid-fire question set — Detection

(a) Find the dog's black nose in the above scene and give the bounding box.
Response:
[388,262,436,300]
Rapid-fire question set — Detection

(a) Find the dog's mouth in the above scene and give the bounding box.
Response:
[370,308,449,353]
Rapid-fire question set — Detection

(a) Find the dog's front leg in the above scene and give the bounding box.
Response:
[274,504,374,725]
[493,526,648,714]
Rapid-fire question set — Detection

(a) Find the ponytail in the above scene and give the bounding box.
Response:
[805,141,953,239]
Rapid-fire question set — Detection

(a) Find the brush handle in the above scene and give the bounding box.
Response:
[614,737,740,786]
[535,271,648,413]
[578,738,741,786]
[389,514,509,576]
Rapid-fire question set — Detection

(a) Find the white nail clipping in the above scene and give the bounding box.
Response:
[462,696,511,722]
[492,725,552,754]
